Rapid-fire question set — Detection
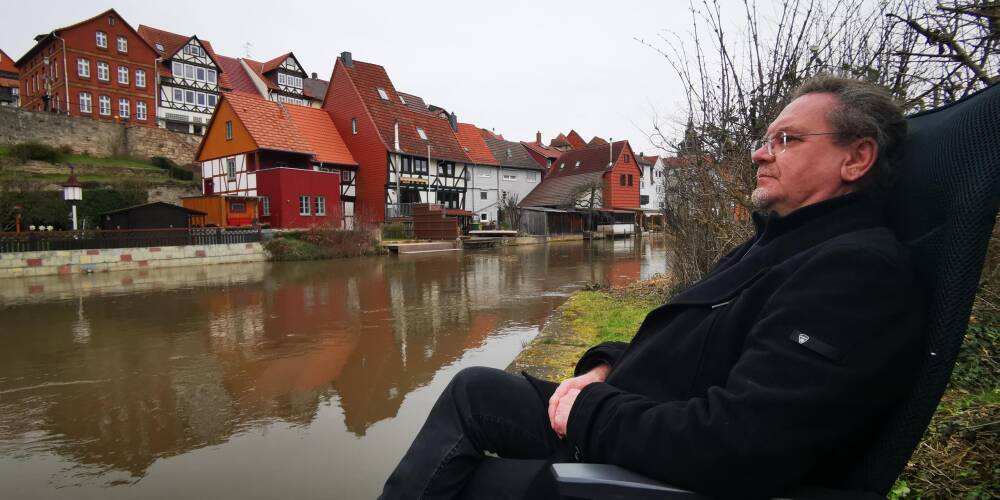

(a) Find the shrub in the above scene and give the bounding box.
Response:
[382,222,412,240]
[8,142,64,164]
[265,226,380,261]
[149,156,194,181]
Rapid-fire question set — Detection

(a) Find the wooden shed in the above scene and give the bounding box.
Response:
[412,204,473,240]
[101,202,206,230]
[181,195,258,227]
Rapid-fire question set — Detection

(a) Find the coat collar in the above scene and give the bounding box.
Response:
[668,193,886,306]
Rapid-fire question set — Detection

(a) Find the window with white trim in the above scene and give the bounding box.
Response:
[118,98,129,118]
[79,92,92,113]
[196,67,205,81]
[416,127,427,140]
[96,31,107,48]
[315,196,326,216]
[502,173,517,181]
[136,101,147,120]
[184,44,205,57]
[225,121,233,140]
[98,95,110,116]
[97,62,109,81]
[208,94,217,107]
[376,87,389,100]
[351,118,357,134]
[118,65,129,85]
[77,58,90,77]
[527,171,539,183]
[260,196,270,216]
[299,196,311,215]
[135,69,146,88]
[226,158,237,181]
[116,36,127,53]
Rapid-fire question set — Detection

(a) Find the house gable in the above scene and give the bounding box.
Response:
[197,98,258,161]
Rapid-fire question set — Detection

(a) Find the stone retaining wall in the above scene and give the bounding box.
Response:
[0,243,267,279]
[0,106,201,166]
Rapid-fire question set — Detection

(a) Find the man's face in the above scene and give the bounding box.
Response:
[750,93,856,216]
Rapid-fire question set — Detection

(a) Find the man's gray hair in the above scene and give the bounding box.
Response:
[790,75,907,191]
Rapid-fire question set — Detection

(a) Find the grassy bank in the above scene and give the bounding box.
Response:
[0,143,194,188]
[512,278,997,498]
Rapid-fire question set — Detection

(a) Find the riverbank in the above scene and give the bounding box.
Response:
[508,277,998,498]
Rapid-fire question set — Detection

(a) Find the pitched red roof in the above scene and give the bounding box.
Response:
[338,57,471,163]
[521,140,562,160]
[261,52,292,74]
[636,154,659,166]
[283,105,357,166]
[17,9,158,68]
[211,92,356,166]
[216,55,260,94]
[519,172,604,208]
[546,141,629,179]
[240,58,279,91]
[137,25,226,85]
[0,49,18,75]
[456,123,498,165]
[566,130,587,150]
[588,136,608,147]
[550,133,571,148]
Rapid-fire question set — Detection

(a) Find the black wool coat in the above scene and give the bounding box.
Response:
[563,193,925,498]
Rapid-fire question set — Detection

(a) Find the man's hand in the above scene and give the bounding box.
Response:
[548,364,610,438]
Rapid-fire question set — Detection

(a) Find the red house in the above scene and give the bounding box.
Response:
[15,9,158,126]
[0,49,19,106]
[519,140,642,212]
[192,91,357,229]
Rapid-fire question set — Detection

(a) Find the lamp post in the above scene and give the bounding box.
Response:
[62,165,82,230]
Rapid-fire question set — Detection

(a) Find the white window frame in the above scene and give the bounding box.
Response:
[207,69,217,85]
[118,98,129,118]
[185,90,195,104]
[77,58,90,77]
[136,100,147,120]
[98,95,111,116]
[527,171,539,183]
[172,61,183,77]
[135,69,146,88]
[118,65,129,85]
[208,94,217,107]
[416,127,427,140]
[225,120,233,140]
[79,92,92,113]
[96,31,107,49]
[299,196,311,216]
[260,196,270,216]
[173,88,183,102]
[376,87,389,100]
[226,158,237,182]
[97,62,109,81]
[116,36,127,53]
[502,173,517,182]
[315,196,326,216]
[351,118,357,134]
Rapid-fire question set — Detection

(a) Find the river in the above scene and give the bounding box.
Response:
[0,239,666,499]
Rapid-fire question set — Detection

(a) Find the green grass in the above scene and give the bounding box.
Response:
[63,153,160,170]
[563,291,659,345]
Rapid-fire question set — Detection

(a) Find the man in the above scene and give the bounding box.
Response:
[381,75,923,499]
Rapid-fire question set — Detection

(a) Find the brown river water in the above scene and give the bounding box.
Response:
[0,239,666,499]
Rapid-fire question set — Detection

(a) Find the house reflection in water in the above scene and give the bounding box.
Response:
[0,240,665,492]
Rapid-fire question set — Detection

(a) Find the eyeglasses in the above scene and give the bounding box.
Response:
[753,131,842,157]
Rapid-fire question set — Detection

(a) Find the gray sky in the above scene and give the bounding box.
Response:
[0,0,741,154]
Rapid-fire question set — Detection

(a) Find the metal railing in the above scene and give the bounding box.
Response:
[386,203,419,219]
[0,227,262,254]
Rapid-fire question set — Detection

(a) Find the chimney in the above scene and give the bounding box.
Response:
[449,112,458,132]
[311,72,317,79]
[536,131,541,144]
[341,51,353,68]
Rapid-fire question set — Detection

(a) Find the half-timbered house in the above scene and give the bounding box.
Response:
[138,25,225,135]
[322,52,473,223]
[192,92,357,229]
[239,53,320,107]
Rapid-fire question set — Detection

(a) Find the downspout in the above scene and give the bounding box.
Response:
[153,57,162,127]
[53,32,70,115]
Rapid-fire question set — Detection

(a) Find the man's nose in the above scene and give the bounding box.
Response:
[750,143,772,164]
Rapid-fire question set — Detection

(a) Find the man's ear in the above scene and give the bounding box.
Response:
[841,138,878,183]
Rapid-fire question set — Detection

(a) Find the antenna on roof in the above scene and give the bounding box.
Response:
[243,42,253,58]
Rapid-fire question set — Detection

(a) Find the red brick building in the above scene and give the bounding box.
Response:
[15,9,158,126]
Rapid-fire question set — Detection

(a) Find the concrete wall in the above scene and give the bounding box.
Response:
[0,242,266,279]
[0,105,201,166]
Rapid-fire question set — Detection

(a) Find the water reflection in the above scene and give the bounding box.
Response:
[0,239,666,499]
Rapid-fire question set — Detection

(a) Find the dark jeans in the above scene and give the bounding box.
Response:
[380,366,571,499]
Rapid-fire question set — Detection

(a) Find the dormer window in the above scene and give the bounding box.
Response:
[416,127,427,141]
[155,43,164,52]
[399,95,407,105]
[377,87,389,100]
[506,148,512,159]
[183,44,205,57]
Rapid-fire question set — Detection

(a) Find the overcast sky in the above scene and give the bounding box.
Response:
[1,0,754,155]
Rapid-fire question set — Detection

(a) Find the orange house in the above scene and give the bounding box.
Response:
[191,91,357,229]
